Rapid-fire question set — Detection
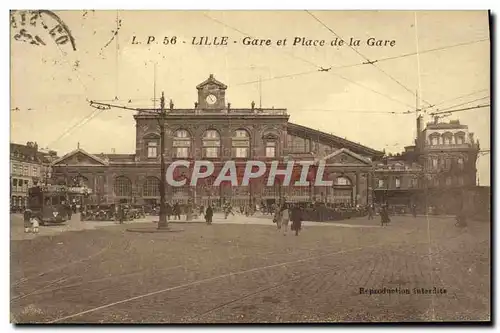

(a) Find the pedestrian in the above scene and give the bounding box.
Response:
[118,204,124,224]
[380,204,391,226]
[31,216,39,234]
[412,204,417,218]
[205,205,213,225]
[199,205,205,220]
[173,202,181,220]
[23,208,32,233]
[281,203,290,236]
[273,205,282,230]
[166,203,172,220]
[368,204,374,220]
[290,204,303,236]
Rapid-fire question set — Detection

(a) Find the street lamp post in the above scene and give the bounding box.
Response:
[89,91,170,230]
[157,92,168,229]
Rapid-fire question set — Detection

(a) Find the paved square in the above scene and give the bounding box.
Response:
[10,213,490,323]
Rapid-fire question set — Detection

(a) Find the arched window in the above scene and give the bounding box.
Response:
[202,129,221,158]
[263,132,278,158]
[143,177,160,197]
[173,129,191,158]
[232,129,250,158]
[114,176,132,197]
[455,132,466,145]
[334,177,351,186]
[443,132,453,145]
[429,133,440,146]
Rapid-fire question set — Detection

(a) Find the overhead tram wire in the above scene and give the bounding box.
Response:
[331,38,489,70]
[201,13,321,70]
[404,93,490,115]
[46,11,125,150]
[305,10,434,108]
[419,89,489,112]
[433,96,490,112]
[428,104,490,116]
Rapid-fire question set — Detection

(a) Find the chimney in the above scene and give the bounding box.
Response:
[195,102,198,109]
[111,148,116,154]
[251,101,255,110]
[227,103,231,111]
[169,99,174,111]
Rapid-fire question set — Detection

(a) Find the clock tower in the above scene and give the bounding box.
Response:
[196,74,227,109]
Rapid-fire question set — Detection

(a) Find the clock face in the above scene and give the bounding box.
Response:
[206,94,217,105]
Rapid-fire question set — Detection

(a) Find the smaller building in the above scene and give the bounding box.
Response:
[10,142,58,209]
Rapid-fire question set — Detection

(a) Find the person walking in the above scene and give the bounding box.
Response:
[290,204,303,236]
[173,202,181,220]
[412,204,417,218]
[380,204,391,226]
[367,204,374,220]
[281,203,290,236]
[118,204,124,224]
[205,205,213,225]
[23,208,32,233]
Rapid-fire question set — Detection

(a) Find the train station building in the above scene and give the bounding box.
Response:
[50,74,384,208]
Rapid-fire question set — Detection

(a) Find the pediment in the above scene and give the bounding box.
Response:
[321,148,372,166]
[52,149,108,166]
[196,74,227,90]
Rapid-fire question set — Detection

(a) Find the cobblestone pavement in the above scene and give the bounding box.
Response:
[10,214,490,323]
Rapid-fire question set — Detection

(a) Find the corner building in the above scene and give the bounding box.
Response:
[51,75,384,207]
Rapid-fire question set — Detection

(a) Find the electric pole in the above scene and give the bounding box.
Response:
[89,92,169,230]
[158,92,168,229]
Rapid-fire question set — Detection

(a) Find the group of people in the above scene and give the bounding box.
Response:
[272,202,304,236]
[23,209,39,234]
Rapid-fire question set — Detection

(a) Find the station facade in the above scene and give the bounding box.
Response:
[50,74,385,207]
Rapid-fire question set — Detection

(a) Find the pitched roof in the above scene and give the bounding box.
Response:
[51,148,108,166]
[286,123,384,157]
[196,74,227,89]
[320,148,372,165]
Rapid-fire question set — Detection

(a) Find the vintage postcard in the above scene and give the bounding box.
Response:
[9,10,491,324]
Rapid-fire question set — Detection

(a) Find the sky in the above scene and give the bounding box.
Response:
[10,10,491,185]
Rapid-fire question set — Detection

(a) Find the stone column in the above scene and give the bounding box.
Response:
[355,171,360,205]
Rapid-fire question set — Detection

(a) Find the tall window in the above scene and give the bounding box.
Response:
[443,134,453,145]
[458,176,465,186]
[395,177,401,188]
[430,135,439,146]
[32,166,38,177]
[143,177,160,197]
[378,179,384,188]
[265,141,276,158]
[446,177,452,186]
[173,129,191,158]
[432,158,438,170]
[455,133,465,145]
[147,141,158,158]
[457,157,464,170]
[203,129,220,158]
[114,176,132,197]
[445,158,451,170]
[232,129,250,158]
[411,177,418,188]
[23,166,28,176]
